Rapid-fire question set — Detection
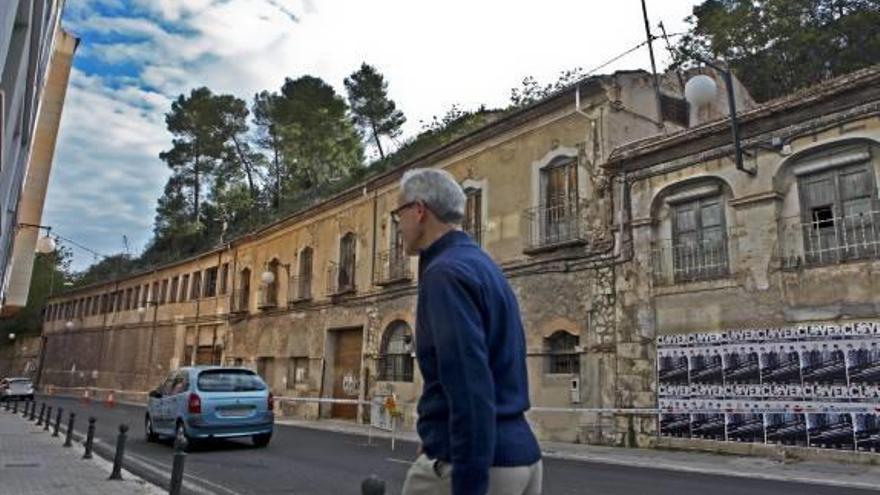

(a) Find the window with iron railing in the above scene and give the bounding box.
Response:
[379,321,414,382]
[545,330,580,375]
[780,159,879,268]
[232,268,250,313]
[654,195,729,284]
[524,157,585,252]
[328,233,357,295]
[374,249,411,286]
[289,247,313,303]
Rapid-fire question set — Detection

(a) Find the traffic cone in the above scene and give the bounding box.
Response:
[104,390,116,409]
[81,389,91,405]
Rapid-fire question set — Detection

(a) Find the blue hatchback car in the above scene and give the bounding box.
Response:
[146,367,274,448]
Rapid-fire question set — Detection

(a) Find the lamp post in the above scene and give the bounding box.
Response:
[680,50,755,176]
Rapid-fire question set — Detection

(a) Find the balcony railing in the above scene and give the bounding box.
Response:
[651,235,729,286]
[780,210,880,269]
[374,250,412,286]
[287,274,313,304]
[326,261,357,296]
[522,202,586,253]
[230,289,249,313]
[257,284,279,309]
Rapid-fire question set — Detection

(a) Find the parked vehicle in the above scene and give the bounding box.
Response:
[145,367,274,448]
[0,377,35,401]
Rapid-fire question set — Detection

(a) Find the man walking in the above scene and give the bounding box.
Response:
[394,168,542,495]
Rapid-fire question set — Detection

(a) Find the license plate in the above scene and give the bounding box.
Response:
[218,406,253,417]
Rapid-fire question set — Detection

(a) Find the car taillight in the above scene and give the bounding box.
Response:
[188,392,201,414]
[267,392,274,411]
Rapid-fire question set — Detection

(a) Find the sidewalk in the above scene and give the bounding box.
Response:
[276,417,880,492]
[0,406,162,495]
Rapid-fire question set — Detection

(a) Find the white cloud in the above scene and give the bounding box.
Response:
[49,0,695,269]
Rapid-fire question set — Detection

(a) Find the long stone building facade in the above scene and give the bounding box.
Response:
[39,65,880,451]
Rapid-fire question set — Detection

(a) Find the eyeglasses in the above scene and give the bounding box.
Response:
[391,201,418,222]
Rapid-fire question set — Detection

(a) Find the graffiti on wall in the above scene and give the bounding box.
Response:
[657,321,880,451]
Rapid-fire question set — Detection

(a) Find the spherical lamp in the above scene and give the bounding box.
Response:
[36,235,56,254]
[684,74,718,107]
[261,270,275,285]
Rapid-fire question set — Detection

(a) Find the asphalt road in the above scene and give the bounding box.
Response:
[27,396,878,495]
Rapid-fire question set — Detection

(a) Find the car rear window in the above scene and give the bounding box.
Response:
[9,379,30,384]
[197,370,266,392]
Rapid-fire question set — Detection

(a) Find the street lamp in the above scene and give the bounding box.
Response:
[681,50,755,176]
[260,270,275,285]
[8,333,15,342]
[36,234,56,254]
[65,321,74,331]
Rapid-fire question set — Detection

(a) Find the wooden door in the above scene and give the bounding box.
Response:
[331,328,363,419]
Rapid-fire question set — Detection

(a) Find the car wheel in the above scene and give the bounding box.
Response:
[145,415,158,443]
[252,432,272,448]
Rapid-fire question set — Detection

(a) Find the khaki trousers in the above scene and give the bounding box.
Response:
[401,454,543,495]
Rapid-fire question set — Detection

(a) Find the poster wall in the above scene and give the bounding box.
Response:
[657,321,880,451]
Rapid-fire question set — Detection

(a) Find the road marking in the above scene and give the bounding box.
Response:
[387,457,414,465]
[125,451,243,495]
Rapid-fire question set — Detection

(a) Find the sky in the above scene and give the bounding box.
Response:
[44,0,696,270]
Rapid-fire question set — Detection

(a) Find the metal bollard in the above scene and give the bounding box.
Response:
[37,403,45,425]
[169,436,188,495]
[64,412,76,447]
[29,401,36,421]
[53,407,63,437]
[108,423,128,480]
[43,406,52,431]
[361,475,386,495]
[25,401,33,418]
[12,399,18,414]
[82,417,96,459]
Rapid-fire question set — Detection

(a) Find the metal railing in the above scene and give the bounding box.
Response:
[780,210,880,269]
[230,289,249,313]
[522,202,586,253]
[326,261,357,296]
[651,235,730,286]
[287,274,313,304]
[374,250,411,286]
[377,353,414,382]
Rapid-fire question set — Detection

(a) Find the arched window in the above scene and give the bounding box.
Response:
[379,321,414,382]
[295,247,313,301]
[235,268,251,313]
[260,259,280,308]
[544,330,579,374]
[782,142,879,266]
[338,232,356,292]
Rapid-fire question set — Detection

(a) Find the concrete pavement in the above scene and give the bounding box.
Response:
[0,403,162,495]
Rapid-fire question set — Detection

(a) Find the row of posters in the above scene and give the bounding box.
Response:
[657,321,880,451]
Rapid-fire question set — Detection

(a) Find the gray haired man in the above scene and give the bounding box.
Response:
[394,168,542,495]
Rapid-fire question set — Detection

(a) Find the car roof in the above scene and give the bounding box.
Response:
[179,366,256,374]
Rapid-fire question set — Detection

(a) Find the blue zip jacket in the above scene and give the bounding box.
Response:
[415,230,541,495]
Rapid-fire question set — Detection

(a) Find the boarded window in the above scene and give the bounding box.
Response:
[190,271,202,300]
[338,233,357,291]
[297,248,313,300]
[205,267,218,298]
[671,195,728,282]
[798,161,879,263]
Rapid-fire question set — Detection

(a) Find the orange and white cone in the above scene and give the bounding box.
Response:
[81,389,91,405]
[104,391,116,409]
